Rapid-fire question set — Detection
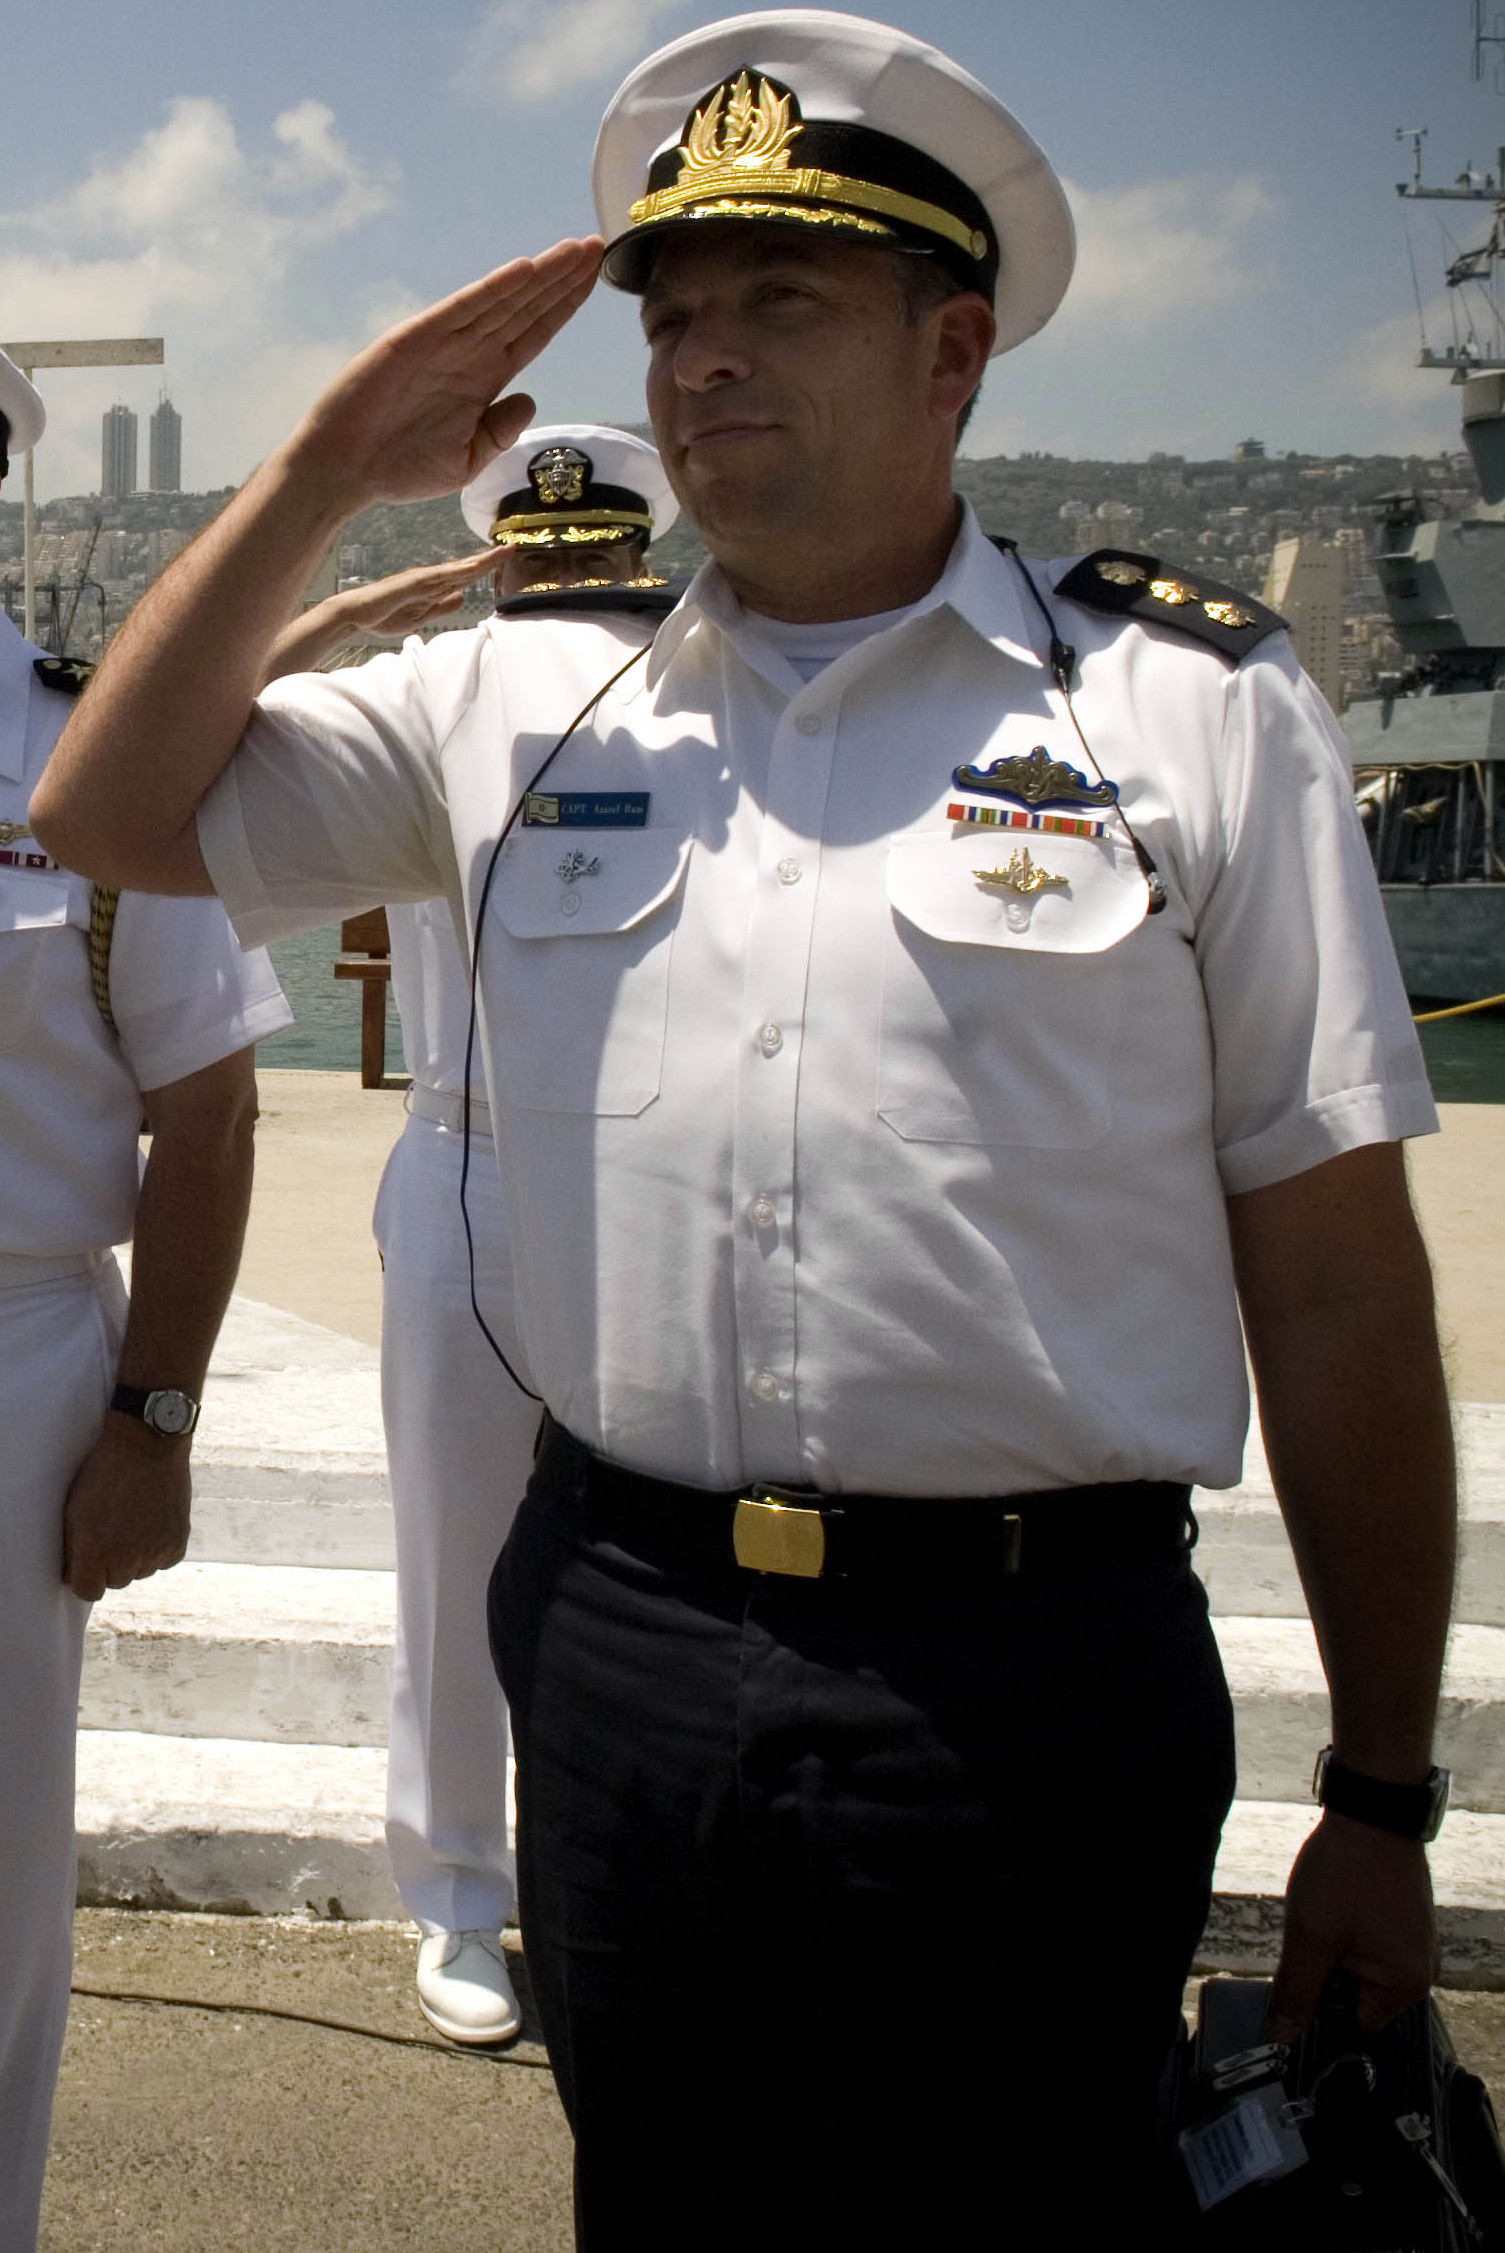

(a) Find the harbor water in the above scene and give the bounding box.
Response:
[264,924,1505,1103]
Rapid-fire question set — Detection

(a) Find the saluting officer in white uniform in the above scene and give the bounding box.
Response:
[0,351,291,2253]
[269,428,677,2045]
[34,13,1458,2241]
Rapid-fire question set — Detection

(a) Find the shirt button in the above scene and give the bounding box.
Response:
[749,1371,779,1402]
[795,714,822,736]
[757,1022,784,1056]
[748,1195,776,1228]
[560,892,582,917]
[776,857,803,885]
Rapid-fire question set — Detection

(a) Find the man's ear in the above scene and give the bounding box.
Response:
[930,294,994,426]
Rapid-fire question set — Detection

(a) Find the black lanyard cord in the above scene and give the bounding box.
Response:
[458,638,654,1396]
[993,537,1168,915]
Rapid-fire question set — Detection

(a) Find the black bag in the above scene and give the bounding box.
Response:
[1168,1976,1505,2248]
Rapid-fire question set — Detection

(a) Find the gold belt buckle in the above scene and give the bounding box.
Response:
[732,1490,826,1578]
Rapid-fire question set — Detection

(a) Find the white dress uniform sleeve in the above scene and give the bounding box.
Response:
[1192,636,1437,1194]
[196,635,473,950]
[107,889,293,1092]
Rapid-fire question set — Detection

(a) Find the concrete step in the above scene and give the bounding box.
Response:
[74,1734,1505,1989]
[82,1562,396,1748]
[182,1284,395,1568]
[75,1731,401,1921]
[187,1456,394,1571]
[1202,1799,1505,1989]
[1214,1615,1505,1810]
[83,1566,1505,1812]
[1194,1399,1505,1624]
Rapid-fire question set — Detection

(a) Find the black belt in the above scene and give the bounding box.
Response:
[536,1416,1194,1582]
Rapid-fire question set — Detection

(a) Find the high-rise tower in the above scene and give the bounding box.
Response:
[149,393,181,492]
[101,403,137,500]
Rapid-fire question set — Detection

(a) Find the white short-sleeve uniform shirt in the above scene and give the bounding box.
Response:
[0,616,292,1258]
[386,898,480,1103]
[198,508,1433,1497]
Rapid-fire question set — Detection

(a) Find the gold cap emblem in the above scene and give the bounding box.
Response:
[529,446,591,506]
[680,71,801,180]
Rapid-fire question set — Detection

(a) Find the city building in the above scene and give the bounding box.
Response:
[101,404,137,501]
[149,394,182,493]
[1264,535,1345,711]
[147,527,189,580]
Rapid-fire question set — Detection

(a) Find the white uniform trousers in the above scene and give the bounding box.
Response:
[374,1113,538,1935]
[0,1253,126,2253]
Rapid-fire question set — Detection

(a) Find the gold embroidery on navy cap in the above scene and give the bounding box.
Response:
[627,70,988,263]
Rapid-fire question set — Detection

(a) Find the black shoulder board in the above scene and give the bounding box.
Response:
[1052,549,1285,662]
[33,654,96,697]
[494,579,680,623]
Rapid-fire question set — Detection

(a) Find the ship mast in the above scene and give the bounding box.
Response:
[1399,2,1505,373]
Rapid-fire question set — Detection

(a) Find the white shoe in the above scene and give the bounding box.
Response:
[415,1930,522,2046]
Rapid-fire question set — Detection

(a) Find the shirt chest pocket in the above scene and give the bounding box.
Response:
[488,830,693,1116]
[877,828,1147,1149]
[0,871,92,1058]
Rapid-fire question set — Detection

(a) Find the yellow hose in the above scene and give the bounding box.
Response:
[1413,990,1505,1023]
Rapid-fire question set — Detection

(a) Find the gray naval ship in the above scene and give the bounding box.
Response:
[1343,99,1505,1001]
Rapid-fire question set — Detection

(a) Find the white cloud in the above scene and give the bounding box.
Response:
[0,98,399,498]
[1058,172,1278,323]
[962,171,1279,461]
[458,0,689,106]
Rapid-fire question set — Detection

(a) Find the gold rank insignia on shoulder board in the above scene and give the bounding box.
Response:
[1052,550,1285,662]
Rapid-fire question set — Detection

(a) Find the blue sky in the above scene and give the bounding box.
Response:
[3,0,1494,497]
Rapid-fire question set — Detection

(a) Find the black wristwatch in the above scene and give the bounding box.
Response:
[1312,1746,1450,1843]
[109,1382,201,1439]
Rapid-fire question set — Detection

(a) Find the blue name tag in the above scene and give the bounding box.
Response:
[522,792,651,828]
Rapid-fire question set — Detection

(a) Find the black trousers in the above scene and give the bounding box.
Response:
[489,1451,1236,2250]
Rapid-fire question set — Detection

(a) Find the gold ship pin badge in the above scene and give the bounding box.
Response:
[973,848,1068,898]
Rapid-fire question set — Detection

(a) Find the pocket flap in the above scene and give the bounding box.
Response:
[0,870,84,936]
[493,830,692,940]
[886,828,1145,955]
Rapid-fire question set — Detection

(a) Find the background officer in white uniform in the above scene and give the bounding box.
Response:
[0,350,291,2252]
[33,12,1457,2239]
[262,428,676,2047]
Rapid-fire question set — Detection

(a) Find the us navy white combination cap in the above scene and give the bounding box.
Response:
[460,423,678,548]
[592,9,1075,358]
[0,349,46,457]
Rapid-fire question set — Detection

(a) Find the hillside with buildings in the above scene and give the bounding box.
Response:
[0,437,1476,706]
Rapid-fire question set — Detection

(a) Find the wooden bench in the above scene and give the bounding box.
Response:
[333,908,395,1088]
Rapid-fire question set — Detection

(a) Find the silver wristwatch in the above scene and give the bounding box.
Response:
[109,1382,201,1439]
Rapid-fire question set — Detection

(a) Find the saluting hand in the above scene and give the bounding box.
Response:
[61,1415,192,1602]
[287,238,604,512]
[260,550,502,685]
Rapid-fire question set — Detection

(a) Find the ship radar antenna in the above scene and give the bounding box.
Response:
[1397,125,1429,187]
[1473,0,1505,89]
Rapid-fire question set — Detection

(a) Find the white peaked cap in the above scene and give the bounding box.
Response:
[592,10,1076,358]
[461,424,677,547]
[0,350,46,456]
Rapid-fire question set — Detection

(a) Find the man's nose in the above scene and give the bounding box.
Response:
[673,317,753,392]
